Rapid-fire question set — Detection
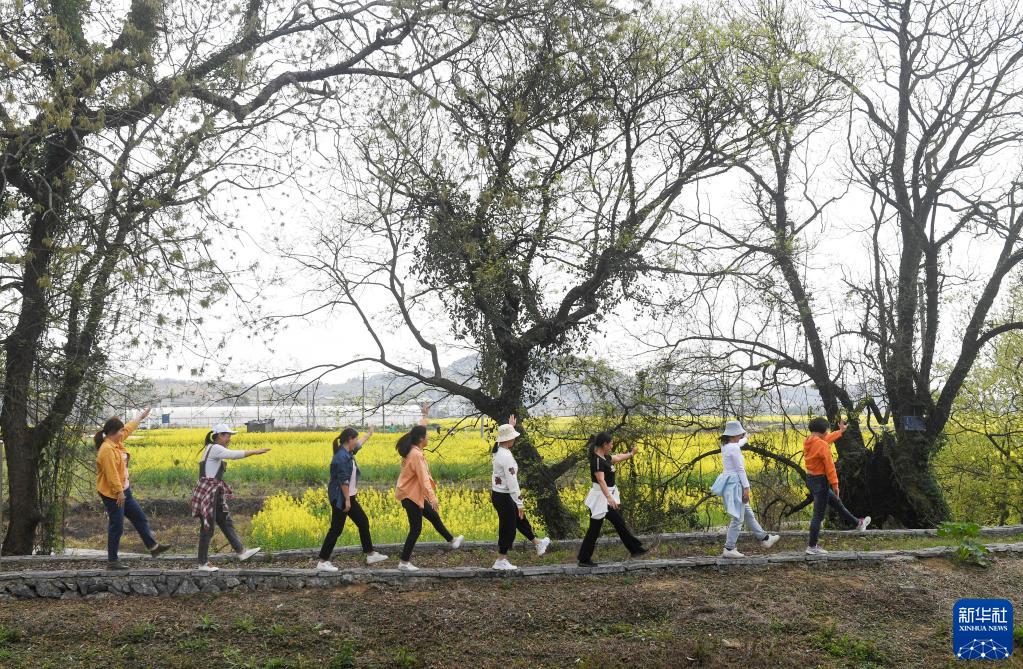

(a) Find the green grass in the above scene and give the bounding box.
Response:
[814,623,887,667]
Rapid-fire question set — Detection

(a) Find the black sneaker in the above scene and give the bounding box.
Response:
[630,547,649,558]
[577,560,598,568]
[106,561,129,571]
[150,544,171,558]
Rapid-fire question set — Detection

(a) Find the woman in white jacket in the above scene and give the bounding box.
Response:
[710,420,780,558]
[490,414,551,570]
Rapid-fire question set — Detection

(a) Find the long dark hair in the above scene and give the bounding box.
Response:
[586,431,613,466]
[719,434,731,446]
[396,425,427,458]
[94,417,125,450]
[334,427,359,454]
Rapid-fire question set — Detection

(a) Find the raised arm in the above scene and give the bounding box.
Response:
[355,424,375,451]
[123,407,151,437]
[824,420,848,444]
[611,446,638,464]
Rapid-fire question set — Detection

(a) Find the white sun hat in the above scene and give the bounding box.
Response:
[211,423,238,435]
[496,423,521,443]
[721,420,746,437]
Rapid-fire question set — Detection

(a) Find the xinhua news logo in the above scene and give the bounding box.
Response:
[953,598,1014,660]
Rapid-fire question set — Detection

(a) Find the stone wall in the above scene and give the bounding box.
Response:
[1,541,1021,601]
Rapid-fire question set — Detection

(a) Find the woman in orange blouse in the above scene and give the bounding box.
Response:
[95,408,170,569]
[394,422,463,571]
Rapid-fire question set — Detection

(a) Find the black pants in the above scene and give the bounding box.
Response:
[400,498,453,561]
[318,495,374,559]
[577,506,643,562]
[491,490,536,554]
[807,474,859,546]
[197,488,244,564]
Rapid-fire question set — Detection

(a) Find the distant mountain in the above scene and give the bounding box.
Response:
[137,354,830,417]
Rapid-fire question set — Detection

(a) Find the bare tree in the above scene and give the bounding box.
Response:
[281,3,770,536]
[0,0,495,554]
[663,0,1023,527]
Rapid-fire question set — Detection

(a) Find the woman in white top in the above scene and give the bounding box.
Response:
[190,423,270,571]
[490,414,551,570]
[710,420,780,558]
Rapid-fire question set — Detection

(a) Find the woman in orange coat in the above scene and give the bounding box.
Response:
[95,408,170,569]
[394,422,463,571]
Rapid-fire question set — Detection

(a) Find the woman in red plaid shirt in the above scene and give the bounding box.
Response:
[190,423,270,571]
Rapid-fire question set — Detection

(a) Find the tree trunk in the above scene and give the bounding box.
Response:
[837,430,950,528]
[514,433,580,539]
[2,432,42,554]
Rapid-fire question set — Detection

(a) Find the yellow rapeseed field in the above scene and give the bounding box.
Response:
[248,484,712,551]
[124,424,807,549]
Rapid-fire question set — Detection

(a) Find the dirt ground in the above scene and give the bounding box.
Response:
[1,556,1021,668]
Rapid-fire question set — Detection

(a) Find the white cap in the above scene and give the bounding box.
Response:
[496,423,521,443]
[211,423,237,435]
[721,420,746,437]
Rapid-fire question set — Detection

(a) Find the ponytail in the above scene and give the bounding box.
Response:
[491,441,499,455]
[396,425,427,458]
[197,430,215,456]
[94,417,125,450]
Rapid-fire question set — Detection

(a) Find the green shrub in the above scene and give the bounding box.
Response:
[937,521,991,567]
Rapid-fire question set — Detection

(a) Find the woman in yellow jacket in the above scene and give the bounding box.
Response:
[95,408,170,570]
[394,421,463,571]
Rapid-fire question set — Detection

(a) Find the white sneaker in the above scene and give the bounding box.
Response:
[197,563,219,572]
[805,545,828,555]
[237,547,261,562]
[535,537,551,557]
[316,560,339,573]
[856,516,871,531]
[721,548,746,559]
[398,561,420,572]
[366,552,389,565]
[449,535,464,550]
[492,558,518,570]
[760,534,781,549]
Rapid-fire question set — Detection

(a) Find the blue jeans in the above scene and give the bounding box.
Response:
[100,488,157,561]
[724,503,768,550]
[807,475,859,547]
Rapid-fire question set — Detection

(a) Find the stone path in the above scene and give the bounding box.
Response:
[0,527,1019,601]
[3,524,1020,565]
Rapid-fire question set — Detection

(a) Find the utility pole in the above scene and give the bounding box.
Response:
[361,372,366,426]
[381,385,386,428]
